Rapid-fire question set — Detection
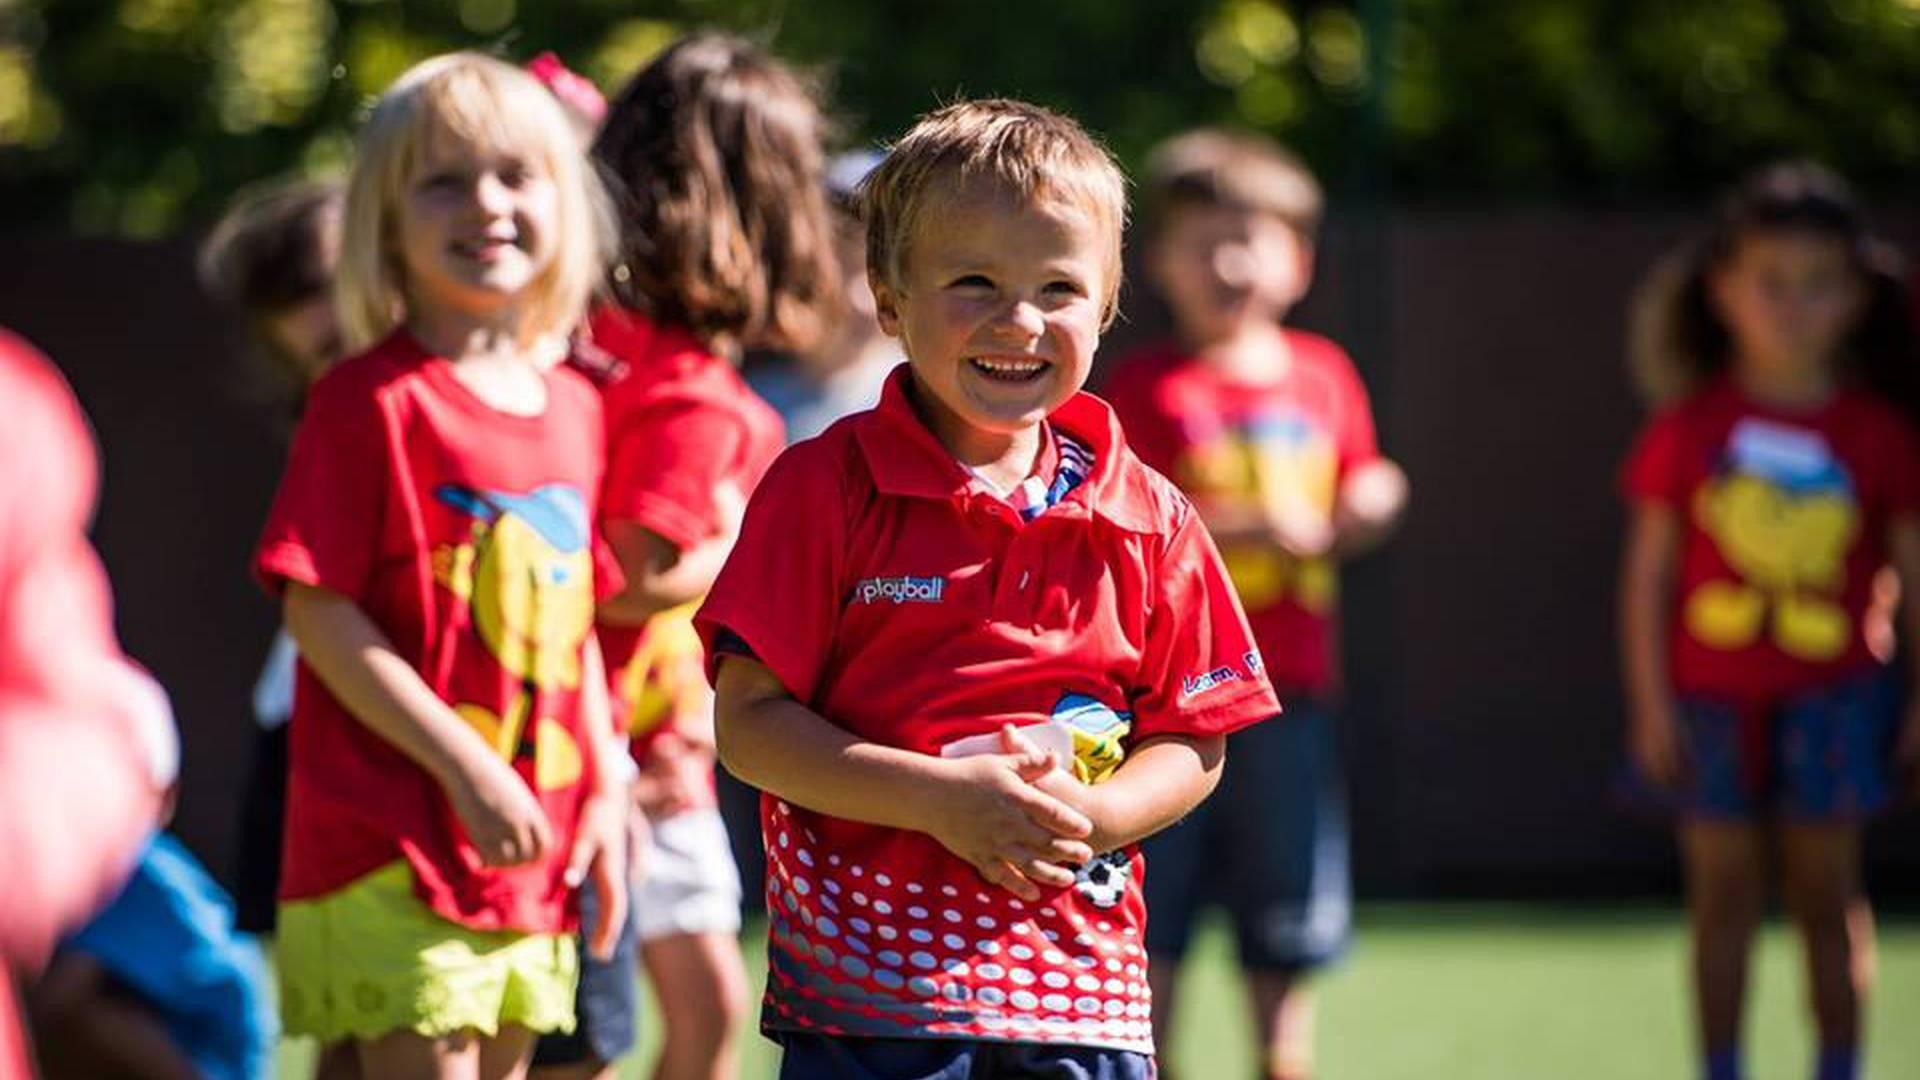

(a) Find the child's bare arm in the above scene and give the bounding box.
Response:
[1019,729,1226,852]
[567,637,628,960]
[598,483,745,626]
[283,581,553,866]
[1619,502,1683,784]
[713,655,1095,899]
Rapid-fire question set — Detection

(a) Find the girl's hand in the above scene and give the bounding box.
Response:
[447,752,555,867]
[1629,700,1686,788]
[922,739,1094,901]
[565,787,628,961]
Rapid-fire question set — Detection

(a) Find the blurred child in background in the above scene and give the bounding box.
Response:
[747,149,901,444]
[198,175,346,938]
[545,34,840,1080]
[1105,130,1407,1080]
[253,53,628,1080]
[0,327,179,1078]
[1620,162,1920,1080]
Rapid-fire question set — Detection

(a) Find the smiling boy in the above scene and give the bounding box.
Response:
[694,101,1281,1078]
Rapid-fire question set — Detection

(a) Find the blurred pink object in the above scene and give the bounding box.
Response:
[526,50,607,127]
[0,328,173,1075]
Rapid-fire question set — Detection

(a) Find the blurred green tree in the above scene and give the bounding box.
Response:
[4,0,1919,238]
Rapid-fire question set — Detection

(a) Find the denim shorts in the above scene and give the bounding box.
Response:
[528,876,640,1067]
[1658,672,1901,821]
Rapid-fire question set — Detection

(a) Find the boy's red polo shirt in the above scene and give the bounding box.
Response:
[696,367,1279,1052]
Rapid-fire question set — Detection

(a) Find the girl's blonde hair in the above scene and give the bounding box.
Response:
[337,52,614,351]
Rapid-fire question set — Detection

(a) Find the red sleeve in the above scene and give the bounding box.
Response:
[693,444,845,703]
[1129,500,1281,739]
[603,394,773,552]
[253,371,388,599]
[1620,410,1687,506]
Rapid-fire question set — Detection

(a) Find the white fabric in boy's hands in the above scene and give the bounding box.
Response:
[940,721,1075,772]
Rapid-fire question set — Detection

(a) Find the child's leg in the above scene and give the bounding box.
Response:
[641,931,750,1080]
[1221,700,1349,1080]
[356,1024,537,1080]
[1780,824,1867,1066]
[478,1025,539,1080]
[356,1028,481,1080]
[1680,821,1767,1076]
[632,806,750,1080]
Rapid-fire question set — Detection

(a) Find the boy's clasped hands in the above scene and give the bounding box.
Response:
[918,724,1103,902]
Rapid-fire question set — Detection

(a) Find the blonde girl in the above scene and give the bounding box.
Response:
[254,53,627,1080]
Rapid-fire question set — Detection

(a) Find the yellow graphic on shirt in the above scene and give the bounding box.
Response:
[1177,410,1339,613]
[1685,419,1859,662]
[433,482,596,791]
[617,599,709,737]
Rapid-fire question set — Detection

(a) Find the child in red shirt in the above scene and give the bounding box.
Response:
[1103,129,1407,1080]
[1619,162,1920,1080]
[532,35,837,1080]
[253,53,628,1078]
[698,99,1280,1079]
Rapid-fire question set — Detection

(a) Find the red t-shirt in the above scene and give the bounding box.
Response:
[1105,332,1381,695]
[254,331,622,933]
[1622,379,1920,704]
[695,367,1279,1053]
[586,307,785,770]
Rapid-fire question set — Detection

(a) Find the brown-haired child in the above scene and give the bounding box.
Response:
[1105,127,1408,1080]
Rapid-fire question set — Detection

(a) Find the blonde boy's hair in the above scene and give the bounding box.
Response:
[861,99,1128,325]
[1143,129,1323,240]
[337,52,614,351]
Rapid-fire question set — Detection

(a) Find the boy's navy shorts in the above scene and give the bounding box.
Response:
[776,1032,1154,1079]
[1141,697,1349,973]
[1622,670,1899,821]
[529,879,641,1067]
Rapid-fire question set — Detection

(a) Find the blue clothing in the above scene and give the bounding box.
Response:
[64,832,276,1080]
[1621,670,1899,821]
[530,876,642,1067]
[777,1032,1154,1080]
[1142,697,1350,971]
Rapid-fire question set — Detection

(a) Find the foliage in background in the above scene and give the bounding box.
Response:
[4,0,1920,237]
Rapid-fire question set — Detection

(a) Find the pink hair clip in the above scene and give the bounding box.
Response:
[526,51,607,127]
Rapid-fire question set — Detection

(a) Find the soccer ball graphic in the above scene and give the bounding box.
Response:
[1074,850,1132,909]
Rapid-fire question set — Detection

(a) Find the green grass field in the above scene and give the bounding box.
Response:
[277,905,1920,1079]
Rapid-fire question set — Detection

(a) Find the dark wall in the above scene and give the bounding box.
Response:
[6,212,1918,898]
[0,234,284,889]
